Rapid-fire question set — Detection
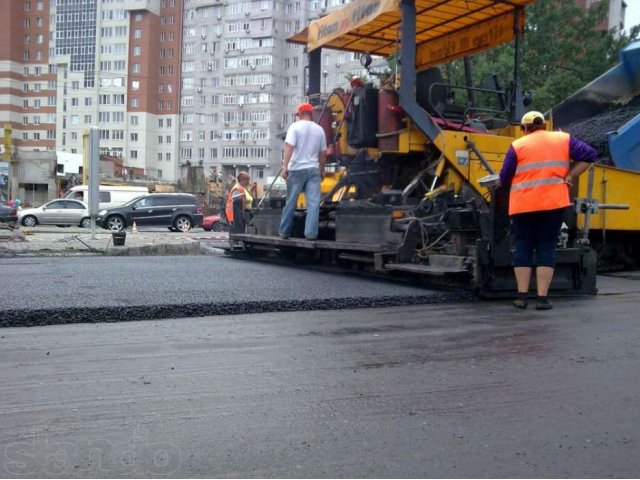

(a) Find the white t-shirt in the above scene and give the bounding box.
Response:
[285,120,328,171]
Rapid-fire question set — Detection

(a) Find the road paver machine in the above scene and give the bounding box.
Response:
[229,0,638,296]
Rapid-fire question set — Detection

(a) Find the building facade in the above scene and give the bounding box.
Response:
[1,0,183,184]
[179,0,388,184]
[2,0,389,190]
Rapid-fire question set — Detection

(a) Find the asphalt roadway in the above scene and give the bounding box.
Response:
[0,255,465,327]
[1,282,639,478]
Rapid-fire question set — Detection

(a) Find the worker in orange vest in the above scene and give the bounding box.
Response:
[499,111,596,310]
[225,171,256,229]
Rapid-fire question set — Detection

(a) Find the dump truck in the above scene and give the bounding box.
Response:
[229,0,638,297]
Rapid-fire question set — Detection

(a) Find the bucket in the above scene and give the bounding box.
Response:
[112,232,126,246]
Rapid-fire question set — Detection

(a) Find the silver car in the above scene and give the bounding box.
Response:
[19,199,91,228]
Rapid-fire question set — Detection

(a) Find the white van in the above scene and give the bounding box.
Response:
[65,185,149,209]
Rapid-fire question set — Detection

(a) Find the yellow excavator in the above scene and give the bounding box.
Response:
[229,0,639,297]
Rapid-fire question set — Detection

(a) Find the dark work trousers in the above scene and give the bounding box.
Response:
[510,207,566,268]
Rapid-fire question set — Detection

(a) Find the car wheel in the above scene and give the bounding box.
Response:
[106,215,125,232]
[22,215,38,227]
[174,215,192,232]
[80,217,92,228]
[212,221,222,232]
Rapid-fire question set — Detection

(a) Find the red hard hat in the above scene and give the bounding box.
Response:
[296,103,314,115]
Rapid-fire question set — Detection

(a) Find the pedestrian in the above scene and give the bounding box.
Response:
[499,111,596,310]
[225,171,256,230]
[279,103,327,240]
[122,168,127,181]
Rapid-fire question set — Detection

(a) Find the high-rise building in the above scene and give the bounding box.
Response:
[2,0,389,189]
[1,0,57,155]
[179,0,309,184]
[1,0,183,183]
[179,0,389,184]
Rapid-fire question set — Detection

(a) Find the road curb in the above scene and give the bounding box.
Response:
[106,242,207,256]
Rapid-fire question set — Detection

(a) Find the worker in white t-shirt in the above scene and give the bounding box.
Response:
[279,103,328,240]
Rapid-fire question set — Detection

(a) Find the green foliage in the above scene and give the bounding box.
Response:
[441,0,639,113]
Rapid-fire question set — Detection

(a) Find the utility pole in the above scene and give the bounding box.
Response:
[4,124,17,200]
[82,129,89,185]
[88,127,100,239]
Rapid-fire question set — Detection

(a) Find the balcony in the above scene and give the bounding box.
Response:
[122,0,161,15]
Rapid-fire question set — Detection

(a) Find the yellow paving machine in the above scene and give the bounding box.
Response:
[229,0,638,296]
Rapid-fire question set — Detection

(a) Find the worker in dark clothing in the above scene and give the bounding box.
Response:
[499,111,597,310]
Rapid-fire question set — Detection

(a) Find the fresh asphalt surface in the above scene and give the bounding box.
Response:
[1,252,639,477]
[0,255,466,326]
[0,292,639,477]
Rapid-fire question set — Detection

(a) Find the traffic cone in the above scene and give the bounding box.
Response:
[132,221,138,234]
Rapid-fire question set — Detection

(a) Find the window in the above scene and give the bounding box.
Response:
[84,115,91,124]
[130,133,138,141]
[134,28,142,39]
[130,98,139,107]
[132,63,141,73]
[133,46,141,56]
[131,116,139,126]
[130,150,138,159]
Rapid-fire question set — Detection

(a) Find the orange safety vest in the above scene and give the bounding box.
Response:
[225,183,253,223]
[509,130,571,216]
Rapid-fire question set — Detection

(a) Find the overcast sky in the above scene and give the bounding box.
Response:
[625,0,640,34]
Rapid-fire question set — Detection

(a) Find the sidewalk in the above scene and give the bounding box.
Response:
[0,224,228,256]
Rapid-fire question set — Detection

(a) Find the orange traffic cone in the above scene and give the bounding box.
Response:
[132,221,138,234]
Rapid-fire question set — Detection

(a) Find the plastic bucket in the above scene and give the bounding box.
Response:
[112,232,126,246]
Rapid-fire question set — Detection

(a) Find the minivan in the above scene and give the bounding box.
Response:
[65,185,149,210]
[96,193,203,232]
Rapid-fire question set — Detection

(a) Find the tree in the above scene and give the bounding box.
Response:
[442,0,639,113]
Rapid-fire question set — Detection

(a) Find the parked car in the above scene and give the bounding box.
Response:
[202,214,227,232]
[18,199,91,228]
[96,193,203,232]
[1,201,18,224]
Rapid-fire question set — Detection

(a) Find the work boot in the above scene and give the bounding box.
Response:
[513,293,528,309]
[536,296,553,310]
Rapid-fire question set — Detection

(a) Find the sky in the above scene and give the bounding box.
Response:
[625,0,640,34]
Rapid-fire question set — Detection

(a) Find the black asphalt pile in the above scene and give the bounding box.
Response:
[560,97,640,163]
[0,292,473,328]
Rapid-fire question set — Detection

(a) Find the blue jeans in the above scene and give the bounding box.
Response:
[279,167,321,239]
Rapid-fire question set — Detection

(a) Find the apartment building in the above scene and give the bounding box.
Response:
[2,0,389,189]
[1,0,183,184]
[0,0,57,155]
[179,0,388,184]
[179,0,303,183]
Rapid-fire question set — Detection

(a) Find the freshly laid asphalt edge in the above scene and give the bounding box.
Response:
[0,292,473,328]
